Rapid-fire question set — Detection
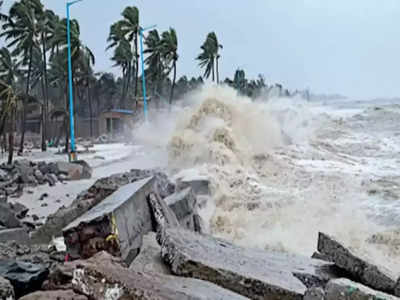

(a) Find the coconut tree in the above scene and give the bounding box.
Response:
[144,29,166,103]
[0,81,17,164]
[160,28,178,105]
[119,6,140,106]
[197,32,222,83]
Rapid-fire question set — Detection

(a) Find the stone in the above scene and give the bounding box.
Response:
[20,289,87,300]
[39,193,48,201]
[5,185,18,196]
[160,228,338,300]
[14,160,35,185]
[72,160,92,179]
[44,174,57,187]
[0,169,8,179]
[304,287,325,300]
[10,202,29,219]
[325,278,400,300]
[129,232,171,275]
[0,276,14,300]
[63,177,155,264]
[55,162,84,181]
[32,215,39,221]
[0,228,30,244]
[164,187,198,230]
[72,251,248,300]
[33,170,44,184]
[317,232,398,295]
[0,203,21,228]
[40,203,48,207]
[0,260,49,298]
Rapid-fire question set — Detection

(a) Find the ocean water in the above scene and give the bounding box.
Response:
[134,85,400,273]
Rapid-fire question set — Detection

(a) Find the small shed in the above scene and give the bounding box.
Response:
[99,109,134,136]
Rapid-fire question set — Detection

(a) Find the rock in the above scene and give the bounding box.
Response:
[57,174,68,182]
[0,228,30,244]
[0,203,21,228]
[63,177,155,264]
[0,169,8,179]
[0,276,14,300]
[160,228,338,300]
[39,193,48,201]
[164,187,198,230]
[325,278,400,300]
[10,202,29,219]
[72,251,248,300]
[20,289,87,300]
[304,287,326,300]
[0,260,49,298]
[33,170,44,184]
[0,194,6,203]
[317,232,398,295]
[312,251,331,262]
[40,203,48,207]
[72,160,92,179]
[55,162,84,181]
[44,174,57,187]
[32,215,39,221]
[14,160,36,185]
[176,174,210,196]
[5,185,18,196]
[129,232,171,275]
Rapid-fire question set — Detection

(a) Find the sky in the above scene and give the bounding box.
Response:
[2,0,400,99]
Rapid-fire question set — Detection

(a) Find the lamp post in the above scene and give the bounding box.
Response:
[139,25,156,122]
[66,0,82,162]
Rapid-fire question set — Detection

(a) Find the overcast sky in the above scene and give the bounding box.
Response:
[2,0,400,99]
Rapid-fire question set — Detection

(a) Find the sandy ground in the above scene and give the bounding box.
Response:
[4,143,168,221]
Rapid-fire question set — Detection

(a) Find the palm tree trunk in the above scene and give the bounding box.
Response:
[169,60,177,105]
[19,45,34,155]
[212,57,215,82]
[134,33,139,108]
[216,57,220,84]
[40,75,46,151]
[126,62,132,108]
[8,107,16,164]
[87,77,93,138]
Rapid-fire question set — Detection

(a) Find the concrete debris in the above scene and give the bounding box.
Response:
[0,276,14,300]
[19,289,87,300]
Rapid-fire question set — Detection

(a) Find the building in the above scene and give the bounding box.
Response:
[98,109,134,137]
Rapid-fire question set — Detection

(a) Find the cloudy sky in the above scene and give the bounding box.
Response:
[2,0,400,98]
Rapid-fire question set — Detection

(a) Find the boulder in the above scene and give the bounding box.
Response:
[14,160,35,185]
[129,232,171,275]
[164,187,198,231]
[0,276,14,300]
[72,160,92,179]
[33,170,44,184]
[0,228,30,244]
[325,278,400,300]
[0,203,21,228]
[63,177,155,264]
[44,174,57,186]
[0,169,8,180]
[304,287,325,300]
[0,260,49,298]
[160,228,338,300]
[10,202,29,219]
[317,232,398,295]
[20,290,87,300]
[72,251,248,300]
[55,162,84,181]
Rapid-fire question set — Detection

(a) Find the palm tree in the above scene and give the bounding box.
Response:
[144,29,165,103]
[0,81,17,164]
[160,28,178,105]
[1,0,44,154]
[197,32,223,83]
[119,6,140,106]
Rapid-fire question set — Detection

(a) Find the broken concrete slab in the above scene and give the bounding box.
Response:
[317,232,398,295]
[129,232,171,275]
[0,228,30,244]
[20,289,87,300]
[72,251,249,300]
[55,162,84,181]
[160,228,338,300]
[32,169,173,244]
[176,176,210,196]
[148,192,180,233]
[325,278,400,300]
[0,203,21,228]
[63,177,155,264]
[0,276,14,300]
[164,187,197,220]
[71,160,92,179]
[0,260,49,298]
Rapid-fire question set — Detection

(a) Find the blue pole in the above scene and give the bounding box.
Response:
[66,0,81,159]
[139,29,148,122]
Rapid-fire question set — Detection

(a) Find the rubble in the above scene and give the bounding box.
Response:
[0,276,14,300]
[325,278,400,300]
[0,228,30,244]
[20,289,87,300]
[72,251,248,300]
[63,177,156,264]
[0,260,49,298]
[160,227,338,300]
[317,232,398,295]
